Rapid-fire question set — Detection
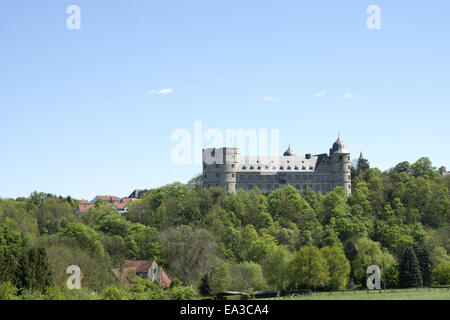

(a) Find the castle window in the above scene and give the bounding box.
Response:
[302,166,306,170]
[339,156,343,161]
[310,166,314,170]
[250,166,254,170]
[242,166,246,170]
[348,156,350,160]
[294,166,299,170]
[280,166,284,170]
[257,166,261,170]
[232,173,235,178]
[231,164,235,168]
[287,166,291,170]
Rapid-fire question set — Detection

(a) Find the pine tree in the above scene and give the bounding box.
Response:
[399,246,422,288]
[16,247,53,293]
[415,245,433,287]
[198,273,212,296]
[356,152,370,176]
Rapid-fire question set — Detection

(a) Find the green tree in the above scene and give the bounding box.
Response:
[16,247,53,293]
[169,286,198,300]
[410,157,437,178]
[415,245,433,287]
[198,273,212,296]
[320,246,350,290]
[399,246,423,288]
[287,246,329,290]
[101,285,129,300]
[0,282,20,300]
[350,237,395,286]
[432,263,450,285]
[261,245,292,292]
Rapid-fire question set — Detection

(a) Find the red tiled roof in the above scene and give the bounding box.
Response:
[106,202,128,210]
[96,195,120,201]
[79,200,90,204]
[120,198,133,205]
[122,260,153,273]
[77,204,95,212]
[160,268,171,289]
[112,260,171,290]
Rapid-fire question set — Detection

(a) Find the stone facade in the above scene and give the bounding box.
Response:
[202,137,351,196]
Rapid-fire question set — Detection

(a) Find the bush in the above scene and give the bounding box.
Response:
[101,285,129,300]
[169,286,198,300]
[0,282,20,300]
[432,263,450,285]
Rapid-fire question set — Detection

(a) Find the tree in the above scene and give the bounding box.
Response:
[356,153,370,176]
[287,246,329,290]
[384,262,399,289]
[16,247,53,293]
[168,286,198,300]
[101,285,129,300]
[198,273,212,296]
[208,261,231,295]
[432,263,450,285]
[129,276,168,300]
[159,226,219,284]
[230,262,268,293]
[399,246,422,288]
[0,224,21,284]
[320,246,350,290]
[349,237,395,286]
[415,245,433,287]
[410,157,437,178]
[0,282,20,300]
[261,245,292,292]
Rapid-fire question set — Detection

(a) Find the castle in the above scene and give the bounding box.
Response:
[202,137,351,196]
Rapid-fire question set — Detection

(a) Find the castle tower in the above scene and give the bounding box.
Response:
[202,147,239,193]
[329,137,351,196]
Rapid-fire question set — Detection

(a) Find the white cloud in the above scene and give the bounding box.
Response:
[148,88,174,95]
[315,90,327,98]
[258,96,277,102]
[343,93,355,99]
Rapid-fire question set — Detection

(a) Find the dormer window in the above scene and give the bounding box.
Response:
[295,166,299,170]
[242,166,246,170]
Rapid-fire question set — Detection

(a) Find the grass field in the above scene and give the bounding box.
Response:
[278,288,450,300]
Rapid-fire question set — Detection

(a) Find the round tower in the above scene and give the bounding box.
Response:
[202,147,239,193]
[329,137,351,196]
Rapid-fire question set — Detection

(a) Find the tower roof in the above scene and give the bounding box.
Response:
[331,137,349,154]
[283,145,295,156]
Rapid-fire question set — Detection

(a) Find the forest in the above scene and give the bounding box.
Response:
[0,156,449,300]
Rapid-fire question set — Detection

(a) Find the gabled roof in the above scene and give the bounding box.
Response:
[76,204,95,212]
[122,260,154,273]
[95,195,120,201]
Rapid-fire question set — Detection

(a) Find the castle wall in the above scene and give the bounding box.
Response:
[202,142,351,196]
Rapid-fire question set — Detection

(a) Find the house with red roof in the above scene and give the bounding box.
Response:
[111,260,171,290]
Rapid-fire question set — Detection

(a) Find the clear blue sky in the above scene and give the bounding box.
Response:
[1,1,449,200]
